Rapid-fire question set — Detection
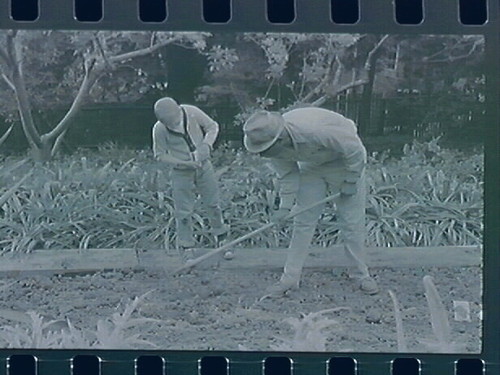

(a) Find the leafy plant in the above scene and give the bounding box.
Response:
[388,290,408,352]
[420,275,464,353]
[93,291,158,349]
[270,308,349,351]
[0,291,157,349]
[389,275,467,353]
[0,311,69,348]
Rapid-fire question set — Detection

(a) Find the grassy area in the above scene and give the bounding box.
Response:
[0,139,483,253]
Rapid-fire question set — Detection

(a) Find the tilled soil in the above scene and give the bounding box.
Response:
[0,261,482,353]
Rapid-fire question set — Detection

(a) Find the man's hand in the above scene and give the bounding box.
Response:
[179,160,202,169]
[340,170,360,196]
[340,182,357,196]
[270,206,292,222]
[158,153,200,169]
[344,170,360,183]
[194,143,211,162]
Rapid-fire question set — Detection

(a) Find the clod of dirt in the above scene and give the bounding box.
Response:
[365,311,383,324]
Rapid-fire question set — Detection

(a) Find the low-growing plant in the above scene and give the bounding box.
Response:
[388,290,408,352]
[0,311,69,348]
[93,291,158,349]
[270,308,349,351]
[0,291,157,349]
[420,275,464,353]
[389,275,467,353]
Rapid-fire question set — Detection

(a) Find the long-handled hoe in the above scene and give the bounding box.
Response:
[174,193,341,274]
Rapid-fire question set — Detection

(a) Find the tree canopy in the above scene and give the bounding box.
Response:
[0,32,485,158]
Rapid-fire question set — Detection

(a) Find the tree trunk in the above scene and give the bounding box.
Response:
[358,65,376,136]
[375,98,387,136]
[1,32,199,162]
[357,35,390,136]
[30,140,53,163]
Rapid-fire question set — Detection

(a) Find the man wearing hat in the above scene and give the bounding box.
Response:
[243,108,379,295]
[152,97,229,256]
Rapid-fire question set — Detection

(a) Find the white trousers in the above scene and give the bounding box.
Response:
[170,161,225,248]
[284,161,370,280]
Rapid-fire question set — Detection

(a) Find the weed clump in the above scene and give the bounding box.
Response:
[0,291,157,349]
[270,308,349,351]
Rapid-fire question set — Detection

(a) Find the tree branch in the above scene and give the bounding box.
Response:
[6,32,41,148]
[332,55,343,87]
[94,32,115,70]
[423,39,483,63]
[51,129,67,156]
[364,34,390,71]
[0,46,12,66]
[44,60,100,142]
[1,73,15,91]
[311,78,369,107]
[109,36,182,64]
[149,32,156,48]
[422,39,462,62]
[0,124,14,147]
[300,59,334,104]
[335,79,370,95]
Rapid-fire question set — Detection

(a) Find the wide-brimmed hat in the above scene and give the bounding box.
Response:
[243,111,285,153]
[154,97,183,133]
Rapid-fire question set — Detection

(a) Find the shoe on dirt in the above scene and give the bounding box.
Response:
[179,247,196,264]
[212,224,230,238]
[359,276,379,295]
[260,276,300,300]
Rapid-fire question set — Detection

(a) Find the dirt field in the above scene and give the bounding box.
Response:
[0,247,482,353]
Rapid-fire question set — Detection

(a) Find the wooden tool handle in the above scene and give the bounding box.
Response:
[174,193,341,274]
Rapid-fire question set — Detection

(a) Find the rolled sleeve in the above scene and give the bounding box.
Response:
[190,107,219,148]
[343,147,367,177]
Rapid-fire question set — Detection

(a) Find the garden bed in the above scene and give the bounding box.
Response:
[0,248,482,353]
[0,140,484,352]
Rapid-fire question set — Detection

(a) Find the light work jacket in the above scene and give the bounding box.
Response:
[268,107,367,208]
[152,104,219,164]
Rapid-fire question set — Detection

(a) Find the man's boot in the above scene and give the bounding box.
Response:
[178,246,196,264]
[359,276,379,295]
[263,270,301,297]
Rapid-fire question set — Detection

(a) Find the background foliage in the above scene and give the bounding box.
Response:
[0,32,485,156]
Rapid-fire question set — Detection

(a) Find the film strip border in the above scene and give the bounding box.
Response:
[0,0,495,32]
[0,352,491,375]
[0,1,499,375]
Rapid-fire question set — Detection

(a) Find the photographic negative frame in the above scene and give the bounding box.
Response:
[0,0,498,374]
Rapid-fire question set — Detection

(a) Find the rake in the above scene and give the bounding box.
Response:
[174,192,341,274]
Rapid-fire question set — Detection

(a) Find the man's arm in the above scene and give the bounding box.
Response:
[152,122,200,168]
[341,147,366,195]
[344,148,366,175]
[189,106,219,148]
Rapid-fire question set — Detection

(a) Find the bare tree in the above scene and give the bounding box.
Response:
[0,30,209,161]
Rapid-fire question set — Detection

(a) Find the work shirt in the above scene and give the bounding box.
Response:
[267,107,367,208]
[152,104,219,163]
